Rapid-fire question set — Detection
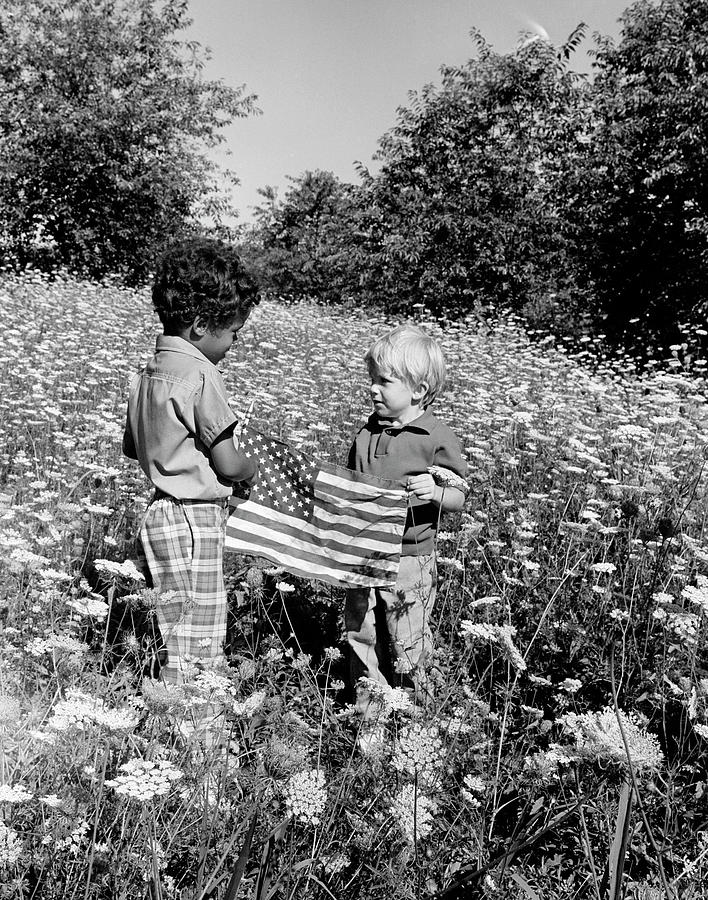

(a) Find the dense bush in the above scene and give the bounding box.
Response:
[0,0,257,281]
[247,0,708,351]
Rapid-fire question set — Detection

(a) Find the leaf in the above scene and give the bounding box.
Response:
[607,779,633,900]
[510,872,542,900]
[222,811,258,900]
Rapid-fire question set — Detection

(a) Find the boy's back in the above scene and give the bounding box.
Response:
[125,335,238,501]
[122,237,259,689]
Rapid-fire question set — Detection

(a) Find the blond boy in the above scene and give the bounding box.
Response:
[346,324,467,724]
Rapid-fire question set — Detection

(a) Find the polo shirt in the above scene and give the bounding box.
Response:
[123,335,238,500]
[347,409,466,555]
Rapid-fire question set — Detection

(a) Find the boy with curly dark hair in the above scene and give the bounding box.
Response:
[123,237,259,685]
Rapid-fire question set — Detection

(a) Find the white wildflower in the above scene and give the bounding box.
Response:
[392,723,444,785]
[563,707,663,772]
[0,822,22,868]
[356,678,413,717]
[283,769,327,826]
[93,558,145,582]
[0,695,21,725]
[461,774,485,807]
[193,671,235,701]
[524,745,575,783]
[390,784,436,843]
[460,621,527,672]
[46,689,139,733]
[67,596,109,619]
[427,465,469,493]
[682,576,708,614]
[25,633,89,658]
[0,783,33,803]
[591,562,617,574]
[232,690,266,717]
[105,758,183,801]
[322,850,350,875]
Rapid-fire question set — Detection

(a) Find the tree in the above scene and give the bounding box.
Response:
[244,171,365,303]
[582,0,708,346]
[353,28,594,322]
[0,0,257,280]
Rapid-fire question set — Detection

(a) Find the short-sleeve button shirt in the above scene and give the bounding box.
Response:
[347,409,467,555]
[124,335,238,500]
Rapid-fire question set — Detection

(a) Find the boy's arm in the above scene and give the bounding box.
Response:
[210,425,258,484]
[122,413,138,460]
[407,475,465,512]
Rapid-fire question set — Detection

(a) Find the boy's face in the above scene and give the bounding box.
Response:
[368,365,425,426]
[196,314,246,365]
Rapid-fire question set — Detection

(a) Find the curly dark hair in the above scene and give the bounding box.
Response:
[152,237,260,333]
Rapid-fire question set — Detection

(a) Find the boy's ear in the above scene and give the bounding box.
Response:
[412,381,429,403]
[191,316,209,337]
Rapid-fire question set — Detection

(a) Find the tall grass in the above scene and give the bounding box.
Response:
[1,271,707,899]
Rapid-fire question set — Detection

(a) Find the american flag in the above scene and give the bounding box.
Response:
[225,428,408,588]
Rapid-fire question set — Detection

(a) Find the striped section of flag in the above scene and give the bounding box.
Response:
[225,428,407,588]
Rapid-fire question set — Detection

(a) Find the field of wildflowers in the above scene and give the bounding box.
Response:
[1,270,708,899]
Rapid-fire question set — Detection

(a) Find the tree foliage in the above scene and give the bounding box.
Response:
[356,28,593,320]
[249,30,596,326]
[248,1,708,349]
[0,0,257,280]
[242,171,365,303]
[580,0,708,345]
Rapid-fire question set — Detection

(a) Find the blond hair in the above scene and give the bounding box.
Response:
[365,324,446,408]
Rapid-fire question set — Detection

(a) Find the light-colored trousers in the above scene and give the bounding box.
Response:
[345,554,436,716]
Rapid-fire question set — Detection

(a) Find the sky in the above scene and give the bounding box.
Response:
[187,0,631,222]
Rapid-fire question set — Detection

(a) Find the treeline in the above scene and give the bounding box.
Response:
[243,0,708,351]
[0,0,706,351]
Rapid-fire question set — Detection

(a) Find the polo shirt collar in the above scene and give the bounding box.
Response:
[367,408,434,434]
[155,334,214,366]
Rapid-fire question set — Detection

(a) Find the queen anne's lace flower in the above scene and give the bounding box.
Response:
[105,758,183,801]
[0,822,22,868]
[428,465,469,494]
[357,677,413,717]
[563,707,663,772]
[67,596,109,619]
[683,576,708,614]
[283,769,327,826]
[0,695,21,726]
[460,621,527,672]
[193,670,236,701]
[232,690,266,717]
[461,774,486,807]
[93,558,145,582]
[46,690,139,733]
[25,634,89,658]
[591,562,617,574]
[392,724,444,785]
[390,784,436,843]
[0,783,33,803]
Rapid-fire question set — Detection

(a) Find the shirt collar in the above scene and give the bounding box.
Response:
[155,334,214,366]
[367,408,434,434]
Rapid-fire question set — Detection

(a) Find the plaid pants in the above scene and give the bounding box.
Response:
[138,496,229,684]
